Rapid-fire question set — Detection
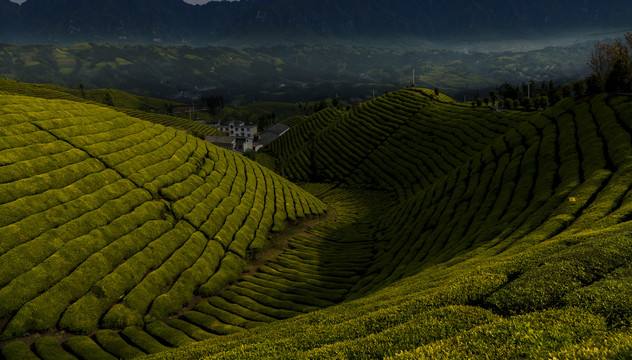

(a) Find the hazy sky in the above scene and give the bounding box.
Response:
[8,0,223,4]
[182,0,216,4]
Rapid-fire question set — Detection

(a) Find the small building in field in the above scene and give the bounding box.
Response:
[205,135,237,151]
[236,137,253,153]
[258,123,290,147]
[213,121,258,139]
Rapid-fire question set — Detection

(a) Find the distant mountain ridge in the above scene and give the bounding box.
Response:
[1,0,632,45]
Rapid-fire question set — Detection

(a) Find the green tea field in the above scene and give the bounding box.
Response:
[0,79,220,139]
[1,86,632,359]
[0,93,331,358]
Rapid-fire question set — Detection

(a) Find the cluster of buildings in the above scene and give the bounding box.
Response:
[205,121,290,154]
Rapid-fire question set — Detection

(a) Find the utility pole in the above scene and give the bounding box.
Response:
[528,82,531,98]
[527,80,535,99]
[412,69,415,87]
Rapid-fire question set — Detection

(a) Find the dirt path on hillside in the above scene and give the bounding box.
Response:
[174,207,338,318]
[243,209,338,277]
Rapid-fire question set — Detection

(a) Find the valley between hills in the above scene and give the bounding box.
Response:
[1,79,632,360]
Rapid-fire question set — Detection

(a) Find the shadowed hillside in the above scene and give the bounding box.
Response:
[266,89,533,192]
[152,90,632,359]
[351,93,632,299]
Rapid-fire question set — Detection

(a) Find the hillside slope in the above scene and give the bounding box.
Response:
[0,95,326,351]
[0,79,220,138]
[266,89,533,193]
[3,89,632,359]
[151,91,632,359]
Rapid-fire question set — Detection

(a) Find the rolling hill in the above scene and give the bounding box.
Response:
[0,92,329,358]
[0,42,595,103]
[0,79,220,138]
[162,89,632,359]
[1,86,632,359]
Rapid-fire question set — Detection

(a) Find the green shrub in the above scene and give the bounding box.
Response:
[59,219,172,333]
[144,322,195,347]
[197,253,247,297]
[181,311,244,335]
[0,174,135,259]
[1,341,40,360]
[486,232,632,315]
[563,263,632,327]
[33,337,77,360]
[147,234,223,320]
[63,336,118,360]
[303,306,498,359]
[194,299,268,329]
[550,330,632,359]
[238,280,335,307]
[389,308,606,359]
[250,273,346,301]
[0,158,105,206]
[101,304,145,330]
[221,288,306,318]
[121,326,170,354]
[167,319,215,341]
[94,329,146,359]
[0,201,165,338]
[120,222,196,316]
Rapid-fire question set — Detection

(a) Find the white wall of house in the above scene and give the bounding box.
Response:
[219,122,257,139]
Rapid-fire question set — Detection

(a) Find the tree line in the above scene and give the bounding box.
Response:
[586,33,632,94]
[471,33,632,111]
[474,81,554,111]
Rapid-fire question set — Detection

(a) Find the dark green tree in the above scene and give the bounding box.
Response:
[533,97,541,109]
[205,95,225,115]
[586,73,604,96]
[315,100,328,112]
[605,58,632,93]
[500,82,518,99]
[562,84,573,98]
[587,33,632,92]
[572,81,586,97]
[164,103,175,115]
[332,97,340,109]
[489,91,498,106]
[104,91,114,106]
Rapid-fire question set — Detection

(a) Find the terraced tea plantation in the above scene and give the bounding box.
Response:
[0,94,329,358]
[2,86,632,359]
[0,79,220,138]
